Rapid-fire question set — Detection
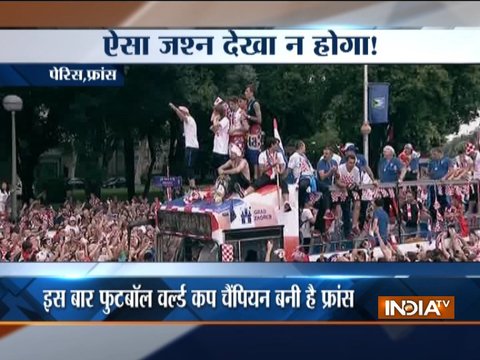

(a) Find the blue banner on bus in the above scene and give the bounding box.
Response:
[152,176,182,188]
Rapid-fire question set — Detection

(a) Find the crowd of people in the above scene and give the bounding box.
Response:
[313,226,480,263]
[295,140,480,262]
[0,193,159,262]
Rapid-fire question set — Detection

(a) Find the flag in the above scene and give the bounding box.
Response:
[368,83,390,124]
[273,118,287,162]
[273,118,284,152]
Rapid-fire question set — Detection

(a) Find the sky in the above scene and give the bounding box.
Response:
[446,116,480,142]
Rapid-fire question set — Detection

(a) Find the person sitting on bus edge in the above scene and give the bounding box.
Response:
[218,144,251,197]
[242,137,291,212]
[287,140,317,210]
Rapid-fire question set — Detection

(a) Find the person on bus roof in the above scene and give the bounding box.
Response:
[241,137,291,212]
[217,144,251,197]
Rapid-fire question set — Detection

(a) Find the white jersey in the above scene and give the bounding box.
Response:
[288,152,314,180]
[337,164,361,185]
[259,150,286,179]
[213,116,229,155]
[300,208,314,239]
[184,115,199,149]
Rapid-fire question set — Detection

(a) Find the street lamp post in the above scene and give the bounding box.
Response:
[2,95,23,222]
[361,65,372,165]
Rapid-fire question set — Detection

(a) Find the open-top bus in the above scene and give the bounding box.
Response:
[155,184,299,262]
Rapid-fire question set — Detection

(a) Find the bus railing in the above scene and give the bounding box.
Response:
[327,178,479,191]
[309,178,480,251]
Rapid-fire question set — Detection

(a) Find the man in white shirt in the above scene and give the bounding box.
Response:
[210,103,230,171]
[243,137,291,212]
[335,154,362,238]
[169,103,199,189]
[288,140,316,209]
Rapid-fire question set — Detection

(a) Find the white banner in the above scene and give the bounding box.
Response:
[0,28,479,64]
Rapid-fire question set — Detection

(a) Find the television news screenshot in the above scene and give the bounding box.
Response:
[0,1,479,359]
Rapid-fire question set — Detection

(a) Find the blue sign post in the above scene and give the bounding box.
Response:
[152,173,182,202]
[368,82,390,124]
[153,176,182,188]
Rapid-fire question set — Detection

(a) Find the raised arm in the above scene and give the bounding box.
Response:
[169,103,187,122]
[443,159,455,180]
[265,240,273,262]
[376,229,392,261]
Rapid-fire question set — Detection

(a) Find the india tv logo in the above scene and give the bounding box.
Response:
[378,296,455,320]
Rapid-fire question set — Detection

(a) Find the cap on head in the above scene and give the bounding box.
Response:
[345,145,356,153]
[342,142,355,152]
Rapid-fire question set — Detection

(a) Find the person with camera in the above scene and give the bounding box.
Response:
[335,154,362,239]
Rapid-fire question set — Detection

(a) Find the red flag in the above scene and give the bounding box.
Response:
[273,118,284,152]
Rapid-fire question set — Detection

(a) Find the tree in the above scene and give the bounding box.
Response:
[0,88,75,202]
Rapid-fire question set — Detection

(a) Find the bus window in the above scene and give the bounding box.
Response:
[156,234,183,262]
[223,226,284,262]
